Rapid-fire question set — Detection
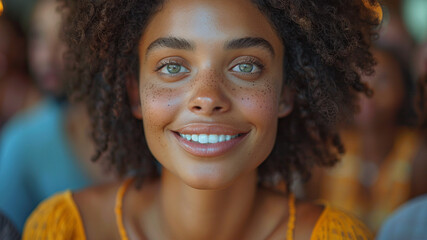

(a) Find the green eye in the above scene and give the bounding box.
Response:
[167,64,181,74]
[159,63,189,75]
[238,63,254,73]
[231,62,262,74]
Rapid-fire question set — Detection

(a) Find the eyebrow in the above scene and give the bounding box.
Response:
[145,36,275,57]
[146,37,195,57]
[225,37,275,57]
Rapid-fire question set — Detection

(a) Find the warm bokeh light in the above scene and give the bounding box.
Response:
[0,0,3,16]
[363,0,383,23]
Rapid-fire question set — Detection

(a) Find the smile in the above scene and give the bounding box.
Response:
[172,124,249,157]
[178,133,242,144]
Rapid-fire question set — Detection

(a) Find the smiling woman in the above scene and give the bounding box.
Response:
[23,0,380,239]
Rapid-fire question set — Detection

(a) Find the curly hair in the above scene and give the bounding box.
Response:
[60,0,380,189]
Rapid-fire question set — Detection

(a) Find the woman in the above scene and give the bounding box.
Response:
[24,0,381,239]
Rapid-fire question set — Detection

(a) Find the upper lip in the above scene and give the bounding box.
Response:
[173,123,250,136]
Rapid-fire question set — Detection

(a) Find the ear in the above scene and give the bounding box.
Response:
[278,86,294,118]
[126,76,142,119]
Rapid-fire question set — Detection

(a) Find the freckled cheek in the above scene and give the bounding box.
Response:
[140,83,182,134]
[237,85,280,136]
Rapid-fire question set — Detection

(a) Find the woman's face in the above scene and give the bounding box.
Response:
[133,0,290,189]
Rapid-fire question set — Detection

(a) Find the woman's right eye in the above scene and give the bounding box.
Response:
[158,63,190,75]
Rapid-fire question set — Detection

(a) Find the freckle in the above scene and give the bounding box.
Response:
[232,88,236,91]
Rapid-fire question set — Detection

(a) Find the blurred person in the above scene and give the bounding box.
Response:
[376,71,427,240]
[0,15,39,129]
[307,46,422,232]
[0,0,115,232]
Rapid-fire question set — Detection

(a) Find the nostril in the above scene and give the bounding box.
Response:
[213,106,222,111]
[193,106,202,110]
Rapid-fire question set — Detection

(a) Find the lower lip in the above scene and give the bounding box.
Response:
[173,132,248,158]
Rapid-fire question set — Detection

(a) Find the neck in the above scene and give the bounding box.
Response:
[157,169,258,240]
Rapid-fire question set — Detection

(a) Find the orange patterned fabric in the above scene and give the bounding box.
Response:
[311,205,373,240]
[23,191,86,240]
[24,185,372,240]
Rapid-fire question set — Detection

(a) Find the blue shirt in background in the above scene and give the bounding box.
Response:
[377,194,427,240]
[0,98,94,232]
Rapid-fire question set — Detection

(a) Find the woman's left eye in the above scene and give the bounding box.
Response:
[159,63,190,75]
[231,63,261,74]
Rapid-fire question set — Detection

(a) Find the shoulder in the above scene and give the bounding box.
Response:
[70,181,122,240]
[377,194,427,240]
[311,204,373,240]
[23,190,85,240]
[22,180,125,240]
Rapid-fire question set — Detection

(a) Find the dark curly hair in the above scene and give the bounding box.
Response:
[59,0,380,189]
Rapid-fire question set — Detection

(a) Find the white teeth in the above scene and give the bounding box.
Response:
[191,134,198,141]
[179,133,240,144]
[208,135,218,143]
[199,134,208,144]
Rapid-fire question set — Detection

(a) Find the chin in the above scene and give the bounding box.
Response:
[180,168,238,190]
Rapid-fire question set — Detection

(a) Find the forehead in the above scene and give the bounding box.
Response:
[140,0,283,53]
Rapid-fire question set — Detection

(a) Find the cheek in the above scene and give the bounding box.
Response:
[234,79,280,139]
[241,88,276,121]
[140,82,182,142]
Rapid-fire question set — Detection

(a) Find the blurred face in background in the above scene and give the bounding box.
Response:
[355,49,405,130]
[28,0,66,97]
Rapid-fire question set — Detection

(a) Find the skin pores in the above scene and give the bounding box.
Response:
[131,0,290,189]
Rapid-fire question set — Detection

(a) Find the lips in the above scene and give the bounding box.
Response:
[172,124,250,157]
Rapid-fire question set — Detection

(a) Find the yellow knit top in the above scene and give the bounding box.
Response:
[23,180,372,240]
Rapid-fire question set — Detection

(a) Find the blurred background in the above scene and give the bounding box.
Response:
[0,0,115,236]
[0,0,426,237]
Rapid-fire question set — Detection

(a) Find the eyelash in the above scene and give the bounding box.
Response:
[154,57,265,75]
[155,59,187,72]
[231,57,265,73]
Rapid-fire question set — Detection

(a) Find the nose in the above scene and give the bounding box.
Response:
[188,72,231,116]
